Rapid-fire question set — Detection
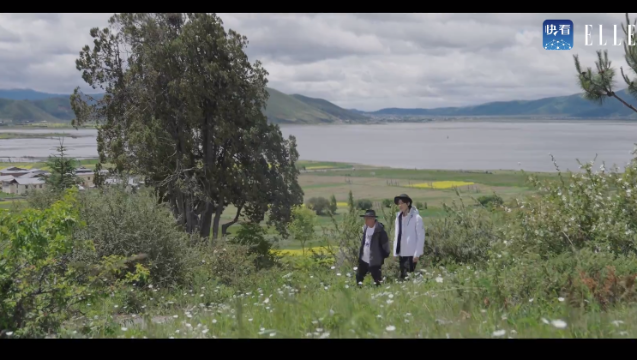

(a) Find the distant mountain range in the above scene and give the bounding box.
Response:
[355,88,637,119]
[2,87,637,125]
[0,88,367,125]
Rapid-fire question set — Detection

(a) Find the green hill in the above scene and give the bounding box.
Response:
[0,98,59,123]
[290,94,369,121]
[0,88,367,125]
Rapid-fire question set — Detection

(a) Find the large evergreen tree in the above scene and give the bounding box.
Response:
[574,13,637,113]
[70,13,303,239]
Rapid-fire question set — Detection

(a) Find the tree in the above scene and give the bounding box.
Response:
[573,14,637,113]
[70,13,303,239]
[356,199,373,210]
[45,138,81,191]
[306,197,330,215]
[289,206,316,255]
[329,195,338,214]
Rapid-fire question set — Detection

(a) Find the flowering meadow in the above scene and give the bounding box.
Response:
[4,154,637,338]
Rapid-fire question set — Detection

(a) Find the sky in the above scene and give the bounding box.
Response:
[0,13,635,111]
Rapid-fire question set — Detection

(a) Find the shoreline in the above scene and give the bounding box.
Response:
[2,118,637,130]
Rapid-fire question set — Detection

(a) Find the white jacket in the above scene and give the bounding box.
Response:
[393,207,425,257]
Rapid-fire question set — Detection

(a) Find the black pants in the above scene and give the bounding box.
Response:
[356,260,382,286]
[399,256,416,280]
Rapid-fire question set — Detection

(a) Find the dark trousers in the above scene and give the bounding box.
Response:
[399,256,416,280]
[356,260,382,286]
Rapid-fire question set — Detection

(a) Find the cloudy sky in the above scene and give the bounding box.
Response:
[0,13,634,111]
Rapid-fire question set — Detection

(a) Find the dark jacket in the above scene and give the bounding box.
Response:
[358,221,390,267]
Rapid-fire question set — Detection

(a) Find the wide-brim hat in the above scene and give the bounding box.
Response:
[394,194,412,205]
[360,209,378,218]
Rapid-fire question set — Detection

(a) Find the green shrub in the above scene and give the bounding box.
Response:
[0,189,148,337]
[193,242,258,290]
[424,199,498,265]
[415,201,424,209]
[306,197,330,215]
[229,222,279,270]
[382,199,392,208]
[477,194,503,209]
[356,199,372,210]
[73,186,189,287]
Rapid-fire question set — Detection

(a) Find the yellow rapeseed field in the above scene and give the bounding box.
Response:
[408,181,475,189]
[336,202,349,207]
[305,166,334,170]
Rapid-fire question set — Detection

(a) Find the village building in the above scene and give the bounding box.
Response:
[0,167,31,177]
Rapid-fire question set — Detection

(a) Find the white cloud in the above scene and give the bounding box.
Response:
[0,13,635,110]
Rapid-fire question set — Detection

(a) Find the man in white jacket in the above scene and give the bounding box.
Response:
[393,193,425,280]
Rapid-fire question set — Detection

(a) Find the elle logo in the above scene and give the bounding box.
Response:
[583,24,637,46]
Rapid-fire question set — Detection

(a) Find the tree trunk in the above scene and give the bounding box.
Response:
[221,204,244,236]
[212,204,224,240]
[199,202,215,239]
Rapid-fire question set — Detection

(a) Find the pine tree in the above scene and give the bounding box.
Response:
[45,139,81,191]
[329,194,338,214]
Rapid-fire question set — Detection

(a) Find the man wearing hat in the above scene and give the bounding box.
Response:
[356,209,390,286]
[393,194,425,280]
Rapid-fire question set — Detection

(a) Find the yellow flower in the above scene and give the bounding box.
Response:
[407,181,475,189]
[271,246,330,256]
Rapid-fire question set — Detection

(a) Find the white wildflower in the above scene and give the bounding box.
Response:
[386,325,396,332]
[551,320,567,329]
[492,329,506,337]
[435,276,443,283]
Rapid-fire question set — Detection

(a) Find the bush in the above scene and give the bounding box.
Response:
[382,199,392,208]
[229,222,279,270]
[193,242,259,290]
[0,189,148,337]
[356,199,372,210]
[73,186,190,287]
[477,194,503,209]
[306,197,330,215]
[415,201,424,209]
[425,198,499,265]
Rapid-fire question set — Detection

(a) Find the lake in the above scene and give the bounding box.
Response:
[2,121,637,172]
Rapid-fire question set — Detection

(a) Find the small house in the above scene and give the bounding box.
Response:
[0,175,16,194]
[75,167,95,187]
[5,177,46,195]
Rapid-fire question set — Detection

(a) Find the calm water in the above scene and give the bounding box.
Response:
[2,122,637,172]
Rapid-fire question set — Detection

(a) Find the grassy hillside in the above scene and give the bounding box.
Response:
[290,94,369,121]
[0,98,59,123]
[264,87,338,123]
[0,88,368,125]
[368,89,637,118]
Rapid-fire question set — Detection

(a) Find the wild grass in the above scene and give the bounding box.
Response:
[7,157,637,338]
